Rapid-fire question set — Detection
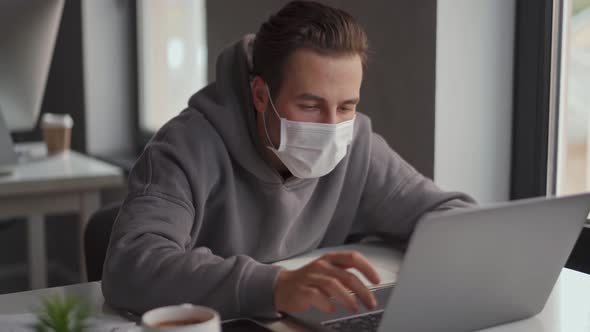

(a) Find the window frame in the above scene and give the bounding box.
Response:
[510,0,564,200]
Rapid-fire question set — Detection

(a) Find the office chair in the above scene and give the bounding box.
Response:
[84,202,120,281]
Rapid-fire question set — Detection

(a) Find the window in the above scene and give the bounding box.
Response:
[136,0,207,134]
[508,0,589,272]
[556,0,590,195]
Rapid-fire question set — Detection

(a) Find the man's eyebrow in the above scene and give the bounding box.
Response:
[341,98,360,104]
[295,93,325,102]
[295,93,360,104]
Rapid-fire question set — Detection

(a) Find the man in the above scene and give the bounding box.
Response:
[102,0,474,320]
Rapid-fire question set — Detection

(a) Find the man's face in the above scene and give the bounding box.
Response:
[253,48,363,150]
[271,48,363,123]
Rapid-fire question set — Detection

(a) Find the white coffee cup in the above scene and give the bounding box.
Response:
[141,304,221,332]
[40,113,74,155]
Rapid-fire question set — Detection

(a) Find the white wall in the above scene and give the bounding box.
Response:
[82,0,133,155]
[435,0,515,203]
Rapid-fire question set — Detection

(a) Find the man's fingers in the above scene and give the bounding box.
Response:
[322,251,381,285]
[303,286,335,314]
[307,274,359,312]
[312,259,377,310]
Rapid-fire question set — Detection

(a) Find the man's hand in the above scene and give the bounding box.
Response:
[273,251,381,314]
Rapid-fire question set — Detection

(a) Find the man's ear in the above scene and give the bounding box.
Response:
[251,76,268,114]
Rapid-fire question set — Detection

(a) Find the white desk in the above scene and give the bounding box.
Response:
[0,143,124,289]
[0,269,587,331]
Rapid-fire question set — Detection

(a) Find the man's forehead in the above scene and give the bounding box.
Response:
[281,48,363,98]
[284,48,363,73]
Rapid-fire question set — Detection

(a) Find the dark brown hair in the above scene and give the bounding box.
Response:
[252,1,368,98]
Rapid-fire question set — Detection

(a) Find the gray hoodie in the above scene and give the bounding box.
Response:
[101,35,475,319]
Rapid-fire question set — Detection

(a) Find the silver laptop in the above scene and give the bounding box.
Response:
[287,193,590,332]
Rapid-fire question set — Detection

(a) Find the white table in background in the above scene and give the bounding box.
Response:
[0,143,123,289]
[0,268,587,331]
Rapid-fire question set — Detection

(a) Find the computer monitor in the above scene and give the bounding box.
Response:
[0,0,64,173]
[0,0,64,131]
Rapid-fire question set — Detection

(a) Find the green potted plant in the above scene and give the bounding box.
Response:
[31,295,91,332]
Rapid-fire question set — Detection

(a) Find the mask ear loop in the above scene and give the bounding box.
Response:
[263,84,281,149]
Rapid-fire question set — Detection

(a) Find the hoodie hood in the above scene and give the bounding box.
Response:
[187,35,282,183]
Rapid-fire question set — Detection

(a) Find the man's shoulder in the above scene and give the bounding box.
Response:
[155,108,220,143]
[148,107,226,161]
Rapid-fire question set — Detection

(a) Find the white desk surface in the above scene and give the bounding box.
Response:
[0,144,123,196]
[0,143,125,289]
[0,268,587,331]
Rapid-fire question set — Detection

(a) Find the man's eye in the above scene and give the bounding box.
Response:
[339,107,355,112]
[300,105,319,111]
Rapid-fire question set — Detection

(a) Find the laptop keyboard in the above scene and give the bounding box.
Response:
[323,311,384,332]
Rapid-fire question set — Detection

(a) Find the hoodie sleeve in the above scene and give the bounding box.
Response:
[352,133,476,242]
[101,118,283,319]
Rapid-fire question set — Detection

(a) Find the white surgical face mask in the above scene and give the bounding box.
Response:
[262,85,355,179]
